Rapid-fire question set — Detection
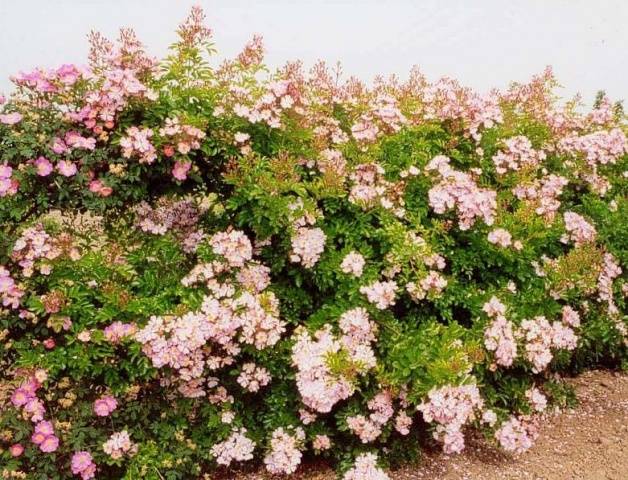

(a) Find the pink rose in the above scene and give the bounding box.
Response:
[35,420,54,436]
[57,160,78,177]
[93,395,117,417]
[34,156,53,176]
[51,137,68,154]
[9,443,24,457]
[39,434,59,453]
[10,387,31,407]
[172,160,191,181]
[31,431,47,445]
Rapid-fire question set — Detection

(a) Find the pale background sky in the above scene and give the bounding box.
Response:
[0,0,626,104]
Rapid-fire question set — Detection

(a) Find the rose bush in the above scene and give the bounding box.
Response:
[1,7,626,479]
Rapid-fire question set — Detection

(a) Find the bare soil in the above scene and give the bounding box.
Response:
[224,369,628,480]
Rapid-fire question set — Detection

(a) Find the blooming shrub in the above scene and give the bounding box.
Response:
[0,7,626,479]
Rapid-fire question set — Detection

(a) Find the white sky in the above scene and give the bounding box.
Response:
[0,0,627,104]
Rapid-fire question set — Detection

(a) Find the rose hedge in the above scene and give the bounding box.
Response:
[0,7,627,480]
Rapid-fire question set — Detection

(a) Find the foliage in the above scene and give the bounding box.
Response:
[0,7,626,479]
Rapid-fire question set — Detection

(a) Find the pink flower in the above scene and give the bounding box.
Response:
[103,321,136,344]
[0,112,22,125]
[172,160,191,181]
[56,64,81,85]
[417,384,484,454]
[120,126,156,164]
[263,427,304,475]
[93,395,117,417]
[360,281,397,310]
[312,434,331,451]
[487,228,512,248]
[31,431,47,445]
[57,160,78,177]
[525,387,547,412]
[210,428,255,466]
[563,211,596,246]
[11,387,32,407]
[24,398,46,422]
[51,137,68,154]
[0,164,12,178]
[340,251,365,277]
[39,434,59,453]
[34,156,53,176]
[88,179,113,197]
[43,338,56,349]
[289,227,326,268]
[35,420,55,436]
[102,430,136,459]
[71,451,96,479]
[77,330,92,342]
[495,416,537,454]
[237,362,271,392]
[343,453,390,480]
[234,132,250,144]
[9,443,24,457]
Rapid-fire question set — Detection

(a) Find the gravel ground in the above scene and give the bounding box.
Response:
[224,369,628,480]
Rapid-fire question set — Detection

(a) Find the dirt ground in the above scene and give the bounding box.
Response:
[226,369,628,480]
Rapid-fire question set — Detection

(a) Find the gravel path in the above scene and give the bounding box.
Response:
[226,369,628,480]
[395,370,628,480]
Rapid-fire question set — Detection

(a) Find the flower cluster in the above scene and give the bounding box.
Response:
[487,228,513,248]
[263,427,305,475]
[237,362,271,392]
[483,296,517,367]
[491,136,546,174]
[159,117,205,155]
[93,395,117,417]
[136,230,284,397]
[11,375,47,424]
[597,253,624,337]
[103,321,136,344]
[0,163,18,196]
[525,387,547,412]
[120,126,157,164]
[563,211,597,246]
[427,155,497,230]
[0,265,23,308]
[348,162,406,217]
[340,251,366,277]
[347,391,395,443]
[135,197,206,252]
[495,416,538,454]
[292,308,378,413]
[102,430,137,459]
[11,224,57,277]
[417,384,484,453]
[513,174,568,221]
[558,128,627,167]
[290,226,327,268]
[360,280,397,309]
[405,271,447,301]
[210,428,256,466]
[31,420,59,453]
[343,453,390,480]
[520,315,577,373]
[71,451,96,480]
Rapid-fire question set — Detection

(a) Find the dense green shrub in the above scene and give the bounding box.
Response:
[0,7,626,479]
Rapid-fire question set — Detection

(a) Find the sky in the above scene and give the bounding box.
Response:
[0,0,626,104]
